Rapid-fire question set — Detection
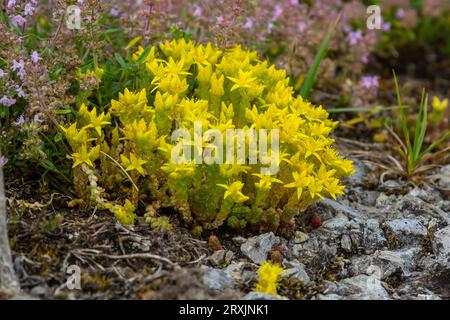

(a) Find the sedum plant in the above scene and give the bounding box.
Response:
[255,261,284,296]
[62,39,354,234]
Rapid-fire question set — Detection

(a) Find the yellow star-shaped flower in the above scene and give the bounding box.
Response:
[72,145,100,168]
[85,108,111,136]
[217,181,249,203]
[284,171,313,200]
[432,96,448,112]
[252,173,283,191]
[120,153,148,175]
[227,70,257,92]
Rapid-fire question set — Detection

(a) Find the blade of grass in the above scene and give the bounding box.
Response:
[136,46,152,64]
[384,123,408,158]
[413,92,428,165]
[114,53,128,69]
[419,130,450,158]
[392,71,413,165]
[300,14,340,99]
[328,105,404,113]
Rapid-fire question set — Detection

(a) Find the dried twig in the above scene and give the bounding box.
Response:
[100,253,177,267]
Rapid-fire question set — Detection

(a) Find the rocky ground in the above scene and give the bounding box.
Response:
[2,150,450,300]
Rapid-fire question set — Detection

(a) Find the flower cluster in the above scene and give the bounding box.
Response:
[255,261,284,296]
[164,0,380,106]
[6,0,38,28]
[63,39,354,233]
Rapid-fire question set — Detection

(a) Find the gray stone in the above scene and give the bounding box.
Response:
[0,166,19,291]
[384,219,427,246]
[223,262,257,283]
[240,232,280,265]
[320,274,390,300]
[201,266,234,291]
[317,293,344,300]
[294,231,310,244]
[232,236,247,245]
[393,247,420,275]
[321,199,363,219]
[360,191,380,207]
[407,188,431,202]
[282,260,311,284]
[349,248,420,279]
[375,193,390,208]
[301,238,320,252]
[321,213,349,233]
[243,292,287,300]
[341,234,352,253]
[30,285,48,297]
[433,226,450,264]
[350,229,362,249]
[347,160,365,185]
[208,250,235,267]
[348,255,373,277]
[321,280,338,294]
[383,180,402,189]
[322,243,338,257]
[363,219,387,252]
[223,262,241,276]
[376,250,405,278]
[291,244,304,257]
[417,294,442,300]
[337,275,390,300]
[438,165,450,189]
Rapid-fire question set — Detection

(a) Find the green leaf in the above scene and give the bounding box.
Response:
[125,36,142,50]
[136,46,152,64]
[300,14,340,99]
[54,133,63,143]
[114,53,128,68]
[56,108,72,115]
[420,130,450,158]
[41,159,57,171]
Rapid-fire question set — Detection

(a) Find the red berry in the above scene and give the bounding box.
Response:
[311,215,321,228]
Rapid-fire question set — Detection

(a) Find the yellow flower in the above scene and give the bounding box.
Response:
[227,70,257,92]
[316,164,336,182]
[110,88,148,116]
[217,181,249,203]
[65,39,355,229]
[152,74,188,95]
[432,96,448,112]
[78,67,104,81]
[220,102,234,122]
[132,46,156,63]
[301,137,331,162]
[197,63,212,84]
[161,161,195,179]
[253,173,283,191]
[308,179,324,200]
[113,200,137,225]
[334,158,355,176]
[72,145,100,168]
[255,261,284,296]
[284,171,313,200]
[120,153,148,175]
[86,108,111,136]
[209,73,225,96]
[60,123,91,149]
[308,122,332,137]
[324,178,345,200]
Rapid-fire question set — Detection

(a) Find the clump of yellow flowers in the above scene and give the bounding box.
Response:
[255,262,284,296]
[62,39,354,233]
